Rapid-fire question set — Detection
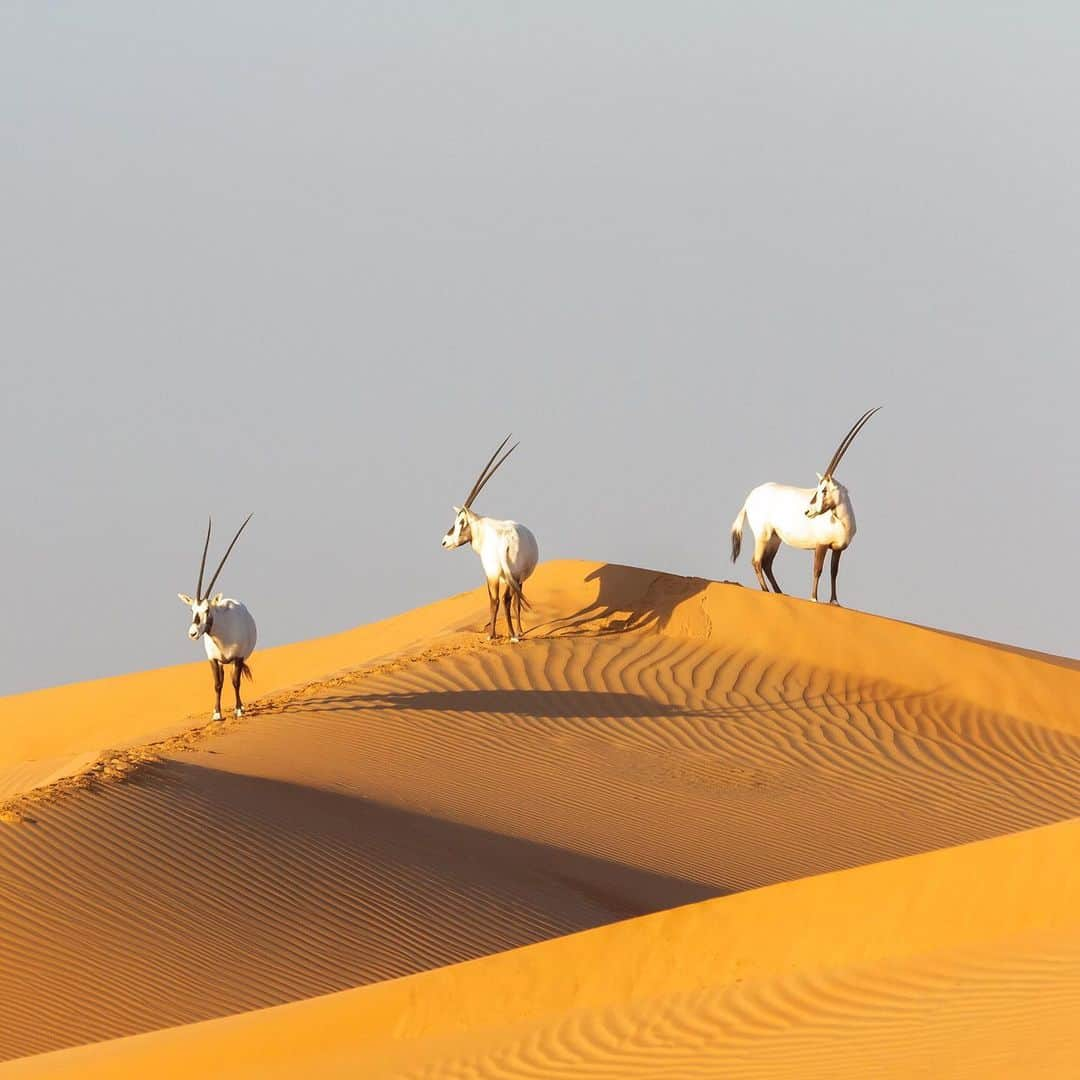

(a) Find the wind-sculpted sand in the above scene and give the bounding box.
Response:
[10,819,1077,1079]
[1,561,1078,1075]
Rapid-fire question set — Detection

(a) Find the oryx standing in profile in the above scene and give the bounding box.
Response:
[177,514,258,720]
[442,435,539,643]
[730,408,881,605]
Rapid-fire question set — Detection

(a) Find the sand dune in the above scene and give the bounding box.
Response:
[9,819,1079,1078]
[2,561,1078,1074]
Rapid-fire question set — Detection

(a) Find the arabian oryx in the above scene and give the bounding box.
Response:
[730,407,881,605]
[442,435,539,643]
[177,514,258,720]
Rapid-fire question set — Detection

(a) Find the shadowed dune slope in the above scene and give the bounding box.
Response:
[8,818,1080,1079]
[1,561,1079,1068]
[0,761,713,1061]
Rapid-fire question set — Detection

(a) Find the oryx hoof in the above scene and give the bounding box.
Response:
[829,599,841,607]
[809,597,818,604]
[235,707,244,718]
[510,635,520,644]
[211,710,223,722]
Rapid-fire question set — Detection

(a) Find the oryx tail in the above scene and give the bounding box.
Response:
[730,504,747,562]
[499,547,531,608]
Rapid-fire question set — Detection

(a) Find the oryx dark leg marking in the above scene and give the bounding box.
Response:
[762,535,783,594]
[829,548,843,605]
[513,587,524,640]
[488,581,500,640]
[502,585,514,642]
[811,545,827,602]
[210,659,224,719]
[231,660,244,715]
[751,532,770,592]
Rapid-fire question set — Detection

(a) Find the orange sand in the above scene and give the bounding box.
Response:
[9,819,1078,1078]
[1,561,1077,1076]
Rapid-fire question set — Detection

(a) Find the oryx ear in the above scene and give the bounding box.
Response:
[452,506,463,514]
[178,593,195,606]
[210,592,224,606]
[816,473,824,483]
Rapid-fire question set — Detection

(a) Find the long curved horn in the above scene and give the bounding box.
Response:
[824,406,881,478]
[463,434,511,508]
[202,514,253,600]
[464,435,518,509]
[195,517,212,601]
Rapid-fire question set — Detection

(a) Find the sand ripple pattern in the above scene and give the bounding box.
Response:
[2,607,1079,1061]
[401,934,1080,1080]
[270,633,1080,892]
[0,757,710,1061]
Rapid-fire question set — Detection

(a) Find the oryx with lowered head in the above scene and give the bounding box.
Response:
[730,407,881,605]
[442,435,539,643]
[177,514,258,720]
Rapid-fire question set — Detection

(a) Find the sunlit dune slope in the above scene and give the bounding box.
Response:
[9,818,1080,1079]
[1,561,1078,1067]
[0,588,486,800]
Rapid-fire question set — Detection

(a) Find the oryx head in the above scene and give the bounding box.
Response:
[442,506,475,550]
[442,435,518,549]
[178,514,253,639]
[805,407,881,519]
[806,474,843,519]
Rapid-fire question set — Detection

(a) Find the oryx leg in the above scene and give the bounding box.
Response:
[502,584,514,643]
[751,531,771,592]
[209,659,224,721]
[231,660,245,718]
[513,587,525,641]
[811,545,828,602]
[762,535,783,594]
[487,580,501,640]
[829,548,843,606]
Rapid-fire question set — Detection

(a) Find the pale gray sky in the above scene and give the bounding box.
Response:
[2,3,1078,694]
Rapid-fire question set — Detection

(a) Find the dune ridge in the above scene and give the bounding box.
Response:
[5,561,1079,807]
[1,560,1078,1073]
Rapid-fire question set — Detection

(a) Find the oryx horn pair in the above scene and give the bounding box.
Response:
[822,406,881,479]
[193,513,253,602]
[463,434,519,510]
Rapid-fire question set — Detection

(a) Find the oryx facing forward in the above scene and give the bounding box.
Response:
[442,435,539,643]
[177,514,258,720]
[730,408,881,605]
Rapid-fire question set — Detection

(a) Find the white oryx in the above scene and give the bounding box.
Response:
[177,514,258,720]
[730,407,881,605]
[442,435,539,643]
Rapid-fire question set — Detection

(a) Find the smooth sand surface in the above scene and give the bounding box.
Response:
[2,560,1078,1075]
